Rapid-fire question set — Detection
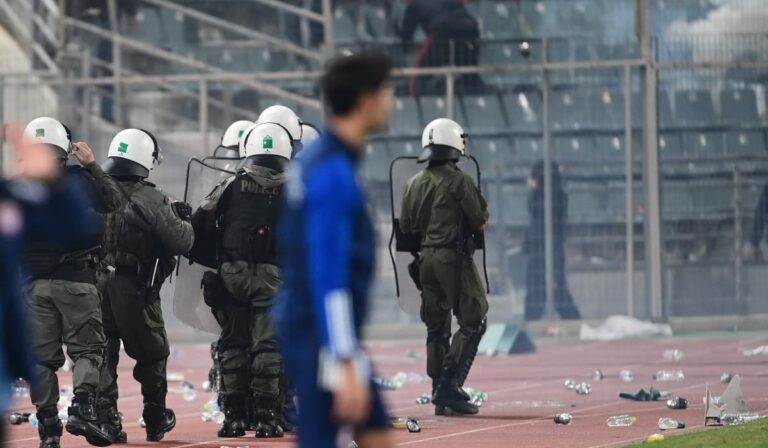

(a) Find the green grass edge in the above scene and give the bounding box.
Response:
[623,419,768,447]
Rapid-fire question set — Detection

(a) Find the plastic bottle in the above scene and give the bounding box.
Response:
[29,413,38,427]
[554,413,572,425]
[666,397,688,410]
[415,394,431,405]
[606,415,636,427]
[13,378,30,398]
[653,370,685,382]
[575,382,592,395]
[658,417,685,430]
[662,349,685,362]
[593,369,605,381]
[646,433,665,443]
[619,370,635,382]
[181,381,197,401]
[563,378,576,389]
[8,412,30,425]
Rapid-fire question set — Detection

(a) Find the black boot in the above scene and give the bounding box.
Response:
[37,408,63,448]
[142,403,176,442]
[66,392,114,446]
[217,395,246,438]
[97,399,127,444]
[432,369,479,416]
[252,397,284,438]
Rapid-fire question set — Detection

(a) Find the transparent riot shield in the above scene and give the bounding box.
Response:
[172,156,238,334]
[388,155,489,315]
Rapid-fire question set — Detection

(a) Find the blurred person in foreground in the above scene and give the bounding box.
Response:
[274,53,395,448]
[20,117,121,448]
[399,118,489,416]
[0,125,101,445]
[523,161,581,321]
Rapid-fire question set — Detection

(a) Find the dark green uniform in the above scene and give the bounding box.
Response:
[98,180,193,419]
[26,162,120,447]
[197,164,286,437]
[400,160,489,390]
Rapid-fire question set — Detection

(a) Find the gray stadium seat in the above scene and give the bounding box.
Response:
[470,137,513,174]
[588,90,625,130]
[552,90,589,131]
[388,97,421,135]
[662,183,694,219]
[462,94,505,133]
[503,91,542,132]
[554,136,598,164]
[568,187,607,224]
[334,7,357,42]
[673,89,717,126]
[690,182,732,217]
[514,137,544,163]
[419,96,467,126]
[682,131,726,159]
[389,139,420,158]
[480,1,517,39]
[519,1,546,36]
[499,185,529,226]
[658,132,683,161]
[363,5,391,39]
[721,89,761,125]
[363,140,390,182]
[725,131,767,158]
[594,134,643,163]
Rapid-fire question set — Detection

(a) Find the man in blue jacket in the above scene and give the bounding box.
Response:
[274,53,394,448]
[0,130,100,445]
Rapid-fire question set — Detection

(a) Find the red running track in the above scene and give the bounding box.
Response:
[6,334,768,447]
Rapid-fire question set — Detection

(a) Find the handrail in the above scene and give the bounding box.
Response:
[140,0,322,62]
[64,16,321,110]
[246,0,324,23]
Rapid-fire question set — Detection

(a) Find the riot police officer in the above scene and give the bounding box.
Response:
[216,120,254,159]
[192,122,292,439]
[22,117,120,448]
[399,118,489,416]
[97,128,194,443]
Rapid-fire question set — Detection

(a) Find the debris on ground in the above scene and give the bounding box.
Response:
[166,372,185,382]
[415,394,431,405]
[653,370,685,382]
[607,414,636,427]
[658,417,685,430]
[593,369,605,381]
[666,396,688,410]
[563,378,576,390]
[662,349,685,362]
[575,382,592,395]
[741,345,768,356]
[620,370,635,382]
[705,374,752,426]
[554,413,572,425]
[645,433,665,443]
[720,372,733,384]
[391,417,421,433]
[580,315,672,341]
[619,387,666,401]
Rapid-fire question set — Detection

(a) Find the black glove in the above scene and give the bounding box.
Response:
[172,202,192,221]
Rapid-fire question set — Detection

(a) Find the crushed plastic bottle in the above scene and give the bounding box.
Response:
[666,396,688,410]
[416,394,431,405]
[181,381,197,402]
[373,377,401,390]
[658,417,685,430]
[663,349,685,362]
[593,369,605,381]
[29,412,38,427]
[554,413,572,425]
[646,433,665,443]
[563,378,576,390]
[720,372,733,384]
[139,417,146,428]
[8,412,31,425]
[202,380,212,392]
[721,413,761,426]
[619,370,635,382]
[574,382,592,395]
[653,370,685,382]
[12,378,30,398]
[607,414,636,427]
[391,417,421,433]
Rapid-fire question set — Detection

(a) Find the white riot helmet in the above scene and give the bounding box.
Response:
[257,105,302,142]
[22,117,73,158]
[215,120,253,158]
[300,123,320,147]
[240,122,293,171]
[103,128,162,178]
[418,118,467,163]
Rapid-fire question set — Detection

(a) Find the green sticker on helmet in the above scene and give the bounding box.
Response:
[238,130,245,138]
[118,142,129,154]
[35,128,45,137]
[263,135,273,151]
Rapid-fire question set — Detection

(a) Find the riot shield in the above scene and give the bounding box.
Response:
[388,155,490,315]
[172,156,237,334]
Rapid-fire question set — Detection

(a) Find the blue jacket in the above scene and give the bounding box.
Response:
[0,178,98,412]
[274,130,375,361]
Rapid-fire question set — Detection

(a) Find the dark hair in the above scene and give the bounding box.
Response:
[321,52,393,117]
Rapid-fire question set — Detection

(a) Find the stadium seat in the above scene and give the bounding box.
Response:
[471,137,514,175]
[481,40,543,66]
[519,1,547,36]
[588,90,625,130]
[721,89,761,126]
[725,131,767,158]
[552,90,589,131]
[690,182,733,218]
[419,96,466,126]
[568,187,607,224]
[363,140,390,182]
[334,7,357,43]
[462,94,506,133]
[514,137,544,164]
[389,97,421,135]
[363,5,391,39]
[503,91,542,132]
[673,89,717,126]
[662,183,694,219]
[554,136,598,164]
[480,1,517,39]
[499,185,529,226]
[389,139,420,158]
[594,134,643,163]
[682,131,726,159]
[658,132,683,161]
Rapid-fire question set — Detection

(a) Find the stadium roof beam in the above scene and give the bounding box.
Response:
[141,0,322,62]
